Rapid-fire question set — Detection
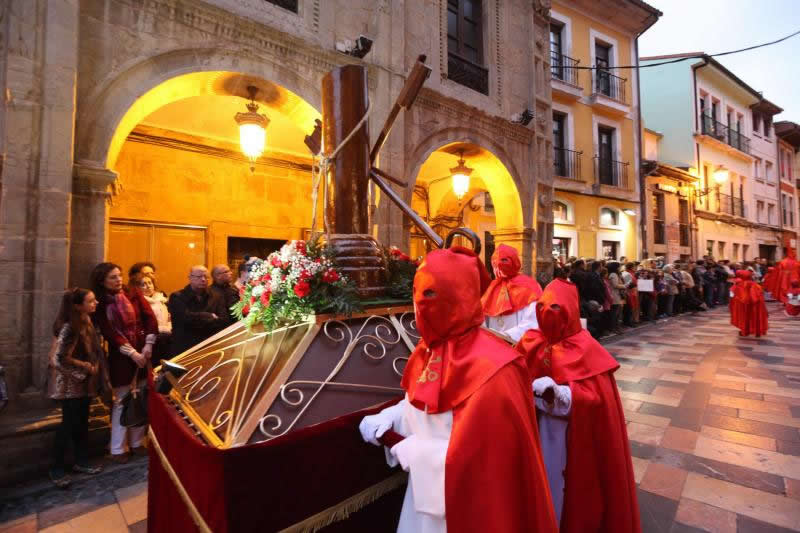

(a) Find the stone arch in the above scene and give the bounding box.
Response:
[407,126,526,230]
[75,47,326,169]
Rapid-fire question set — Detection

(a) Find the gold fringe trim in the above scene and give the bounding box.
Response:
[278,471,408,533]
[148,427,213,533]
[150,424,406,533]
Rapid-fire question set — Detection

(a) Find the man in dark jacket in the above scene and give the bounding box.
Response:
[168,266,227,356]
[209,264,240,329]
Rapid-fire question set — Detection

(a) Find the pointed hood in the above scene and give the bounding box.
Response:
[481,244,543,316]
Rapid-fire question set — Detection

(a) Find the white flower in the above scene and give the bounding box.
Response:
[252,285,264,297]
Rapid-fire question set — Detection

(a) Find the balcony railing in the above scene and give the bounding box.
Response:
[654,220,666,245]
[679,223,690,246]
[447,53,489,95]
[593,69,627,103]
[553,147,582,180]
[594,156,629,189]
[551,52,580,86]
[700,114,751,155]
[717,191,745,217]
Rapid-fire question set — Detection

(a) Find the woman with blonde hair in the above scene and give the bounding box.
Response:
[136,272,172,365]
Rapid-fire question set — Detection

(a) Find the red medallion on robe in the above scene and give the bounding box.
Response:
[481,244,543,317]
[403,247,558,532]
[516,278,641,533]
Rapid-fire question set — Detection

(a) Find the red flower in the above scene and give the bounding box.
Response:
[260,273,271,283]
[250,295,256,305]
[239,287,245,297]
[270,256,282,267]
[295,241,307,255]
[322,269,339,283]
[259,290,271,306]
[242,304,250,316]
[293,280,311,298]
[299,269,311,281]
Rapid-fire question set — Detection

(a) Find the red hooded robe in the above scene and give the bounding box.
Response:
[731,270,769,336]
[775,250,800,304]
[516,278,641,533]
[481,244,543,317]
[402,247,557,533]
[785,280,800,317]
[762,267,778,299]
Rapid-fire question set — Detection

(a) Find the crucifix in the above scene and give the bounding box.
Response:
[306,55,481,297]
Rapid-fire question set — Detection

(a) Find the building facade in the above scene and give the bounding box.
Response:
[549,0,660,263]
[775,121,800,255]
[640,54,780,263]
[642,128,697,263]
[0,0,555,411]
[749,99,784,262]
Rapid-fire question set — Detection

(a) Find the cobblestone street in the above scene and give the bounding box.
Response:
[1,303,799,533]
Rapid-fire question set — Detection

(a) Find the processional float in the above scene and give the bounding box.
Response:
[148,56,481,533]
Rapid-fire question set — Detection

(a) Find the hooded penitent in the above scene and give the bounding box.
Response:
[731,270,769,336]
[763,266,778,298]
[398,247,557,533]
[516,278,641,533]
[481,244,543,317]
[775,249,800,304]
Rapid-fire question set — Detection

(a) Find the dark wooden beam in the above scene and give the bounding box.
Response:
[369,169,443,248]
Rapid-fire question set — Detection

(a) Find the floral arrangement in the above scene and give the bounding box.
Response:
[233,237,361,330]
[385,246,420,300]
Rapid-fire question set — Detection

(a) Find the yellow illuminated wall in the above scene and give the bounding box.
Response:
[554,192,638,260]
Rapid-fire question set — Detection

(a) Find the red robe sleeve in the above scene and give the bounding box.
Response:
[561,373,641,533]
[446,359,558,533]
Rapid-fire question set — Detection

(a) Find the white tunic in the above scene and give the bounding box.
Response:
[386,396,453,533]
[485,302,539,342]
[535,390,572,526]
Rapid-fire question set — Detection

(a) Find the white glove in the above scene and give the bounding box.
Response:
[533,377,572,416]
[389,434,418,472]
[359,401,403,446]
[533,376,557,397]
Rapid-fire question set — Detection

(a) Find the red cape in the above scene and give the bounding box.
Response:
[516,279,640,533]
[406,248,557,532]
[775,253,800,304]
[762,267,778,296]
[730,270,768,336]
[482,244,543,316]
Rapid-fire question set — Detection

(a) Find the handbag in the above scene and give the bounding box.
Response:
[120,365,150,427]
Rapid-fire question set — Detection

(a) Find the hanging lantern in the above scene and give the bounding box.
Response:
[712,165,729,185]
[235,85,270,162]
[450,150,473,201]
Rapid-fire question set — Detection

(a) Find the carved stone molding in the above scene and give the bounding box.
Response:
[533,0,551,19]
[73,161,119,198]
[114,0,354,77]
[416,89,535,145]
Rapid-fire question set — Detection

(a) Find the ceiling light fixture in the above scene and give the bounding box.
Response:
[450,150,473,201]
[235,85,270,165]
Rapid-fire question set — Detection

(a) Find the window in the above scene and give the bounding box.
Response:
[265,0,298,12]
[679,199,690,246]
[553,200,570,222]
[553,237,570,262]
[766,161,773,182]
[743,244,749,261]
[780,150,787,179]
[597,126,617,186]
[595,42,611,94]
[550,23,564,80]
[718,241,726,259]
[601,240,619,260]
[768,204,775,225]
[790,196,795,227]
[764,115,772,138]
[600,207,619,226]
[483,191,494,213]
[712,99,719,121]
[752,111,761,134]
[783,194,789,225]
[652,193,665,245]
[733,243,740,261]
[553,112,567,176]
[757,200,765,223]
[706,240,714,255]
[699,96,706,121]
[447,0,487,94]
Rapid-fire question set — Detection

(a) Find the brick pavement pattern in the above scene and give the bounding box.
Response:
[1,304,798,532]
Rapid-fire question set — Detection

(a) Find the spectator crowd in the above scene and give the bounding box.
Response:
[558,254,776,339]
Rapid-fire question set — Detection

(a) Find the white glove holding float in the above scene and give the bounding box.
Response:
[532,376,572,416]
[359,400,405,446]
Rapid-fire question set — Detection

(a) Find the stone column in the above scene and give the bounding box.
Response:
[0,0,80,404]
[68,161,118,289]
[491,227,536,275]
